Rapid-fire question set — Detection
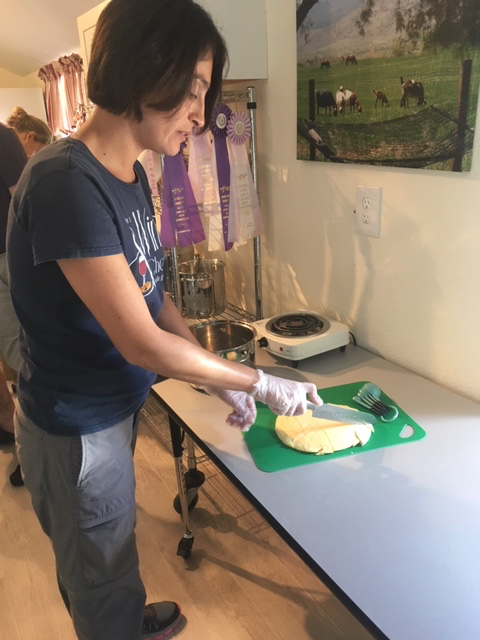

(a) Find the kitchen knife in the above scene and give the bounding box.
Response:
[306,402,377,425]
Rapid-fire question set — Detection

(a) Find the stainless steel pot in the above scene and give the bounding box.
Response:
[190,320,256,365]
[178,258,226,319]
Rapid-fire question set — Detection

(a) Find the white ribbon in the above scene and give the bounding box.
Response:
[188,133,223,251]
[227,140,263,245]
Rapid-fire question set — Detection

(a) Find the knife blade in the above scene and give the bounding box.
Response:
[306,402,377,425]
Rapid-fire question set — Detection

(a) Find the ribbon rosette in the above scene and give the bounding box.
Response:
[227,112,251,145]
[210,103,233,251]
[210,103,232,138]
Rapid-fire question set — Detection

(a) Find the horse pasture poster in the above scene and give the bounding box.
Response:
[296,0,480,171]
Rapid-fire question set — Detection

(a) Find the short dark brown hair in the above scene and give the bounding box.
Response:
[87,0,228,131]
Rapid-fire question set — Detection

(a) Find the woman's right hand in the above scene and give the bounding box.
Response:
[250,369,322,416]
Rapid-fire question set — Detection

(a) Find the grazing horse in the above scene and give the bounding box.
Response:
[400,77,426,107]
[315,90,337,116]
[345,54,357,65]
[342,89,362,113]
[373,90,389,108]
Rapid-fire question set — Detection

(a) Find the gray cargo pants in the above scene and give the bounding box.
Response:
[0,252,22,371]
[15,404,146,640]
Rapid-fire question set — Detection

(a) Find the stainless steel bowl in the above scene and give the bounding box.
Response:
[189,320,256,365]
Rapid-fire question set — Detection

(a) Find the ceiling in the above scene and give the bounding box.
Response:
[0,0,102,77]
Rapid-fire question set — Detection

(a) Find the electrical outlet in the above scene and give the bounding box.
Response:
[355,185,382,237]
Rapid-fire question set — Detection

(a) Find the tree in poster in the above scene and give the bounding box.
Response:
[296,0,319,31]
[297,0,480,50]
[356,0,480,50]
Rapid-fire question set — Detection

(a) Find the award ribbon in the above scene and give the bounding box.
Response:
[227,111,263,244]
[139,149,162,232]
[187,132,223,251]
[145,150,159,197]
[160,143,205,248]
[210,103,233,251]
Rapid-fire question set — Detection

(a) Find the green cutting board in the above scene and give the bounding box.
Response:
[243,381,426,472]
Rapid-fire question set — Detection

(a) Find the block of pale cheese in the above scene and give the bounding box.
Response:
[275,405,374,455]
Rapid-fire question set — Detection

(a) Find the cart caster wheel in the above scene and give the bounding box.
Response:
[173,491,199,514]
[185,469,205,489]
[177,536,194,559]
[340,345,346,352]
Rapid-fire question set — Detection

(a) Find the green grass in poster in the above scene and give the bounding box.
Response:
[297,50,480,170]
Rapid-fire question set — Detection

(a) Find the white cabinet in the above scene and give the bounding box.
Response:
[77,0,267,80]
[196,0,267,79]
[77,1,109,74]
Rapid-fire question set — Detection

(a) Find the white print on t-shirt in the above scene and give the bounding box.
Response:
[127,207,164,297]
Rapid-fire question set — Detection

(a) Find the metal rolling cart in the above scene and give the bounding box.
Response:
[161,87,263,558]
[168,304,257,558]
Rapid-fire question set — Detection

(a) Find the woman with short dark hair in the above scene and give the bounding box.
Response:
[7,2,322,639]
[87,0,227,126]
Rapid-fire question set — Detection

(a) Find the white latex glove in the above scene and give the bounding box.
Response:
[250,369,323,416]
[204,387,257,432]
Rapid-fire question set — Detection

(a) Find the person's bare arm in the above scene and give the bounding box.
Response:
[155,294,201,345]
[57,254,258,392]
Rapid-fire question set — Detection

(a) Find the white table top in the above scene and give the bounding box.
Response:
[152,345,480,640]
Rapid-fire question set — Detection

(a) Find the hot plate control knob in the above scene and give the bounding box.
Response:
[257,337,268,348]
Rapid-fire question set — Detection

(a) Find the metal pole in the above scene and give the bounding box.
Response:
[247,86,263,320]
[309,79,316,161]
[169,246,183,313]
[168,416,194,558]
[161,154,183,313]
[450,59,472,172]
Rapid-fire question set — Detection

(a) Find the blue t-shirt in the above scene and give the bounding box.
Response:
[7,138,165,435]
[0,123,28,254]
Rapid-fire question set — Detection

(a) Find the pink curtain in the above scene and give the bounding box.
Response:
[38,62,62,134]
[59,54,87,129]
[38,54,86,136]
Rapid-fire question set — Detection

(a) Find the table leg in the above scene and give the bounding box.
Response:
[168,414,195,558]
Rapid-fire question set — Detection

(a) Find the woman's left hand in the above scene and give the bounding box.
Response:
[204,387,257,432]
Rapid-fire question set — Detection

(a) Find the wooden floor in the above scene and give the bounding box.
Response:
[0,394,375,640]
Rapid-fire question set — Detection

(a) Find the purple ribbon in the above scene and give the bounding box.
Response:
[210,104,233,251]
[159,159,175,247]
[161,147,206,248]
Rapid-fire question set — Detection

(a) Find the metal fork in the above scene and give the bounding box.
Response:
[353,383,399,423]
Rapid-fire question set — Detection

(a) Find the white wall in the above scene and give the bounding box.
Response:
[0,87,47,124]
[0,66,43,89]
[250,0,480,403]
[0,67,46,125]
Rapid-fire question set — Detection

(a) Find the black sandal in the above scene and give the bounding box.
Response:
[9,464,24,487]
[142,601,181,639]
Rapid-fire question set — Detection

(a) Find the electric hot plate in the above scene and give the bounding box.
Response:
[251,311,350,366]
